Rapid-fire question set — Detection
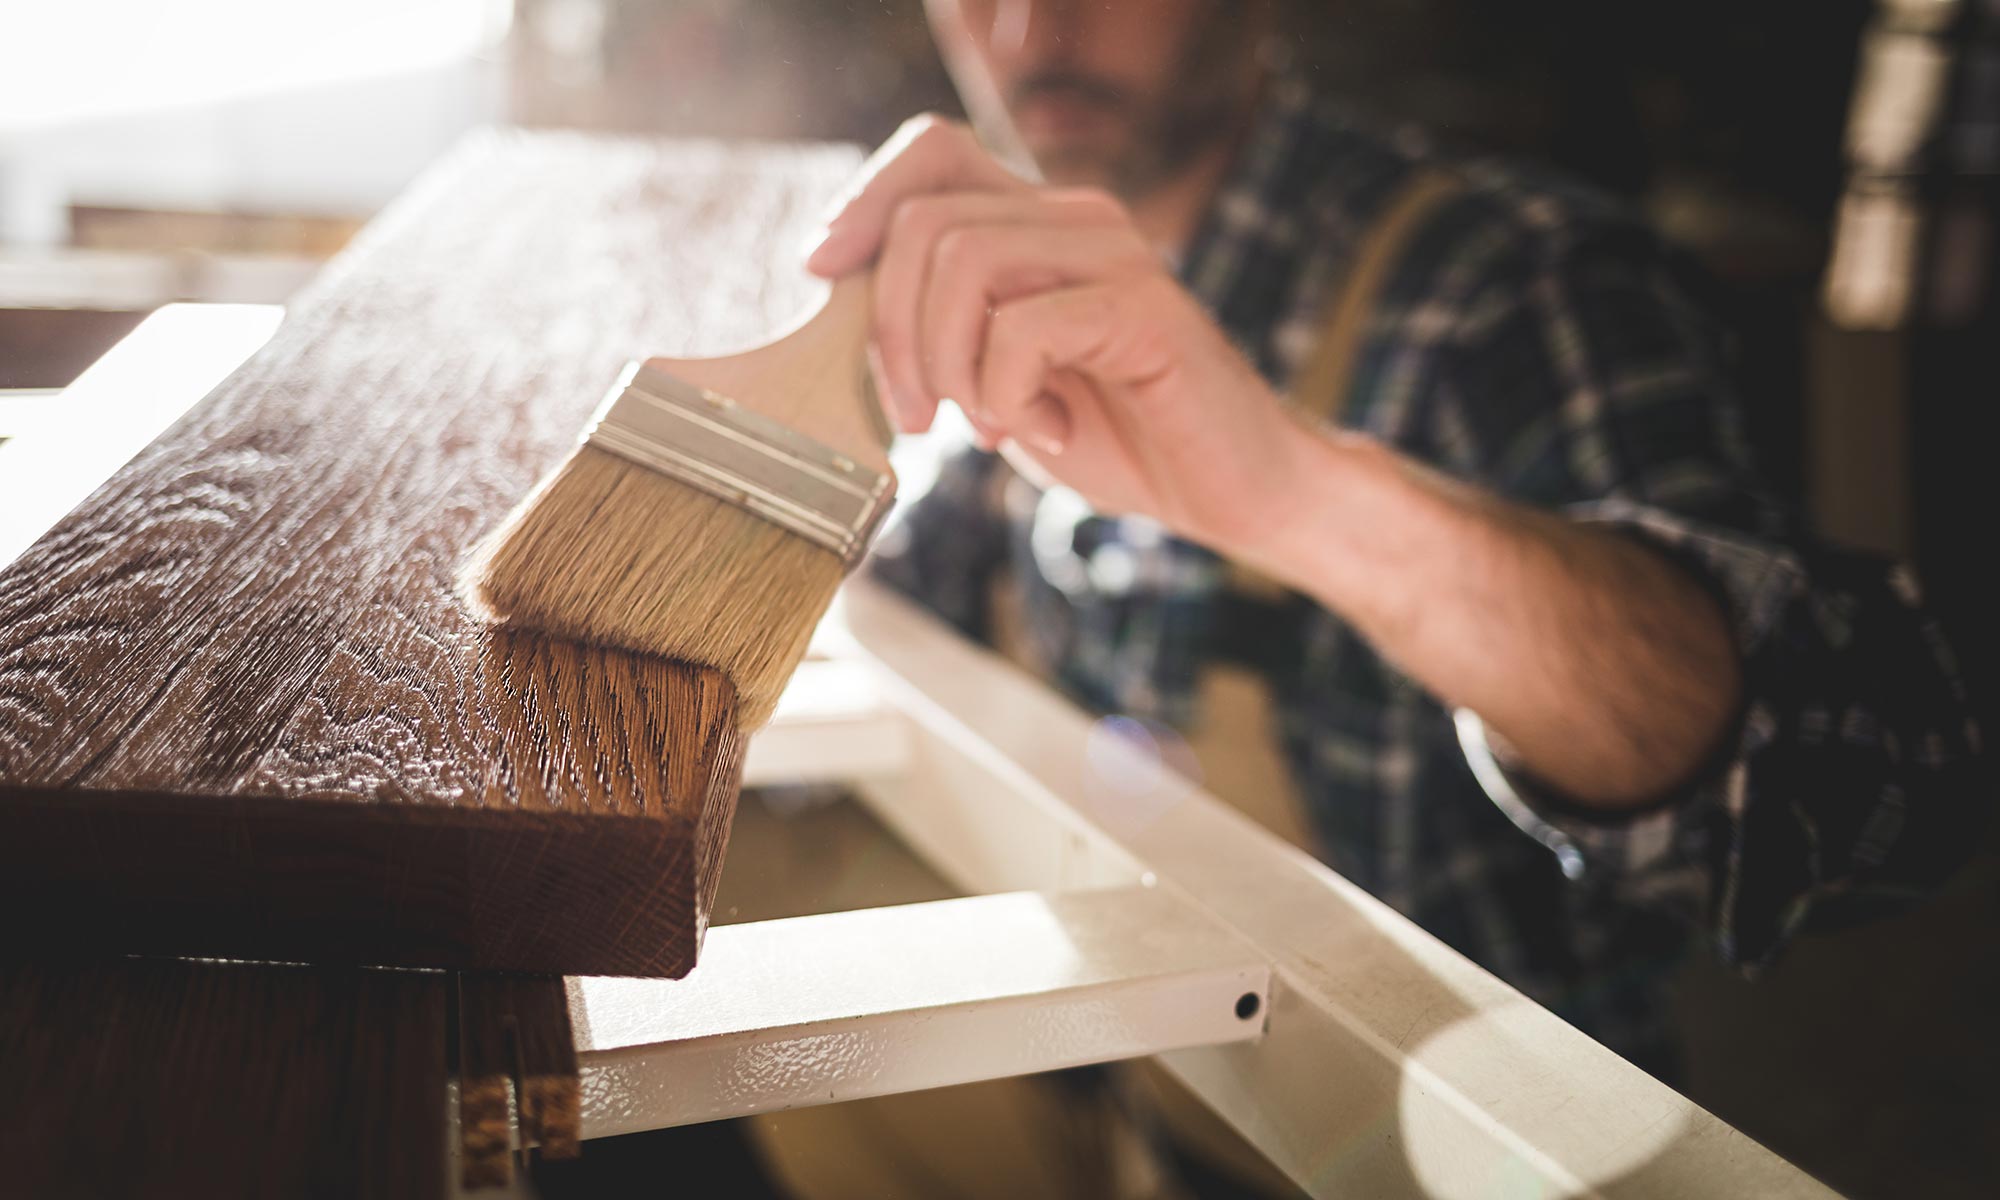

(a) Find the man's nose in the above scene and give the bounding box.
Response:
[993,0,1080,58]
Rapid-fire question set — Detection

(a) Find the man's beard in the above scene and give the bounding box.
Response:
[1002,16,1260,200]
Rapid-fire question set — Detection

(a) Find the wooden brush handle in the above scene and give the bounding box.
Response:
[643,273,892,474]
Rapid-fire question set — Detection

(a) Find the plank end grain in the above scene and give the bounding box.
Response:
[0,132,852,976]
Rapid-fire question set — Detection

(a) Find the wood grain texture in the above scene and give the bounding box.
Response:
[0,957,449,1199]
[0,132,861,975]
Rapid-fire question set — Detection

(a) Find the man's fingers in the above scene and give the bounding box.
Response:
[1015,392,1075,457]
[873,191,1088,430]
[867,340,935,434]
[805,116,1029,277]
[963,405,1004,451]
[975,282,1149,453]
[920,223,1153,417]
[870,190,1133,427]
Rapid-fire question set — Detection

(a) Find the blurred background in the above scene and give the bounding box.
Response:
[4,2,1997,1197]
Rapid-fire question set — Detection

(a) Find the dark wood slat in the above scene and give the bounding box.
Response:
[0,958,449,1199]
[457,973,518,1189]
[0,134,856,976]
[455,971,582,1185]
[511,974,583,1161]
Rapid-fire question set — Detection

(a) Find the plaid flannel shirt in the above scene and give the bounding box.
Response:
[870,75,1987,1073]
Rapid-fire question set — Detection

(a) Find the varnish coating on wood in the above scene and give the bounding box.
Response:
[0,133,859,975]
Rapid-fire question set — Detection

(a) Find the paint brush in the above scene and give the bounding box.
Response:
[459,274,894,728]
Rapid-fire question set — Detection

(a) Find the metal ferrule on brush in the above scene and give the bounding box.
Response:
[583,362,894,568]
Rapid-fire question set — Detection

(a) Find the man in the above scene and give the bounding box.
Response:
[760,0,1983,1193]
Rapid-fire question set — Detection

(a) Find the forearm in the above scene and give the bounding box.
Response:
[1247,426,1742,808]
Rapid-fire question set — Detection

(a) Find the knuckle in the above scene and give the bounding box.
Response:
[1077,187,1127,217]
[1106,236,1156,275]
[887,194,940,241]
[1056,186,1128,222]
[986,300,1030,348]
[904,112,965,148]
[933,226,987,274]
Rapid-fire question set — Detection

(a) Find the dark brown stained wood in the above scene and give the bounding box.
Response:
[457,972,582,1185]
[457,973,519,1189]
[0,132,861,976]
[0,957,449,1199]
[508,973,584,1160]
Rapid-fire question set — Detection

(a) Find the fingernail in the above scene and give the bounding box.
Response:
[804,224,854,274]
[1023,394,1071,456]
[815,187,857,228]
[799,224,833,264]
[962,406,999,450]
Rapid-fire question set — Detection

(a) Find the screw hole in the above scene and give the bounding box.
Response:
[1234,991,1261,1020]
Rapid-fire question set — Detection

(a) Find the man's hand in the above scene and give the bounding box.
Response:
[806,116,1311,558]
[809,116,1747,810]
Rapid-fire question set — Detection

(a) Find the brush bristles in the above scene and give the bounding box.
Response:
[459,444,847,729]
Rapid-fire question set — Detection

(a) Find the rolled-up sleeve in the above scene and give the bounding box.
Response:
[1458,509,1985,968]
[1436,213,1990,969]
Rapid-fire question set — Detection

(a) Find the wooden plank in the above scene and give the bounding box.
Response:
[0,132,860,976]
[0,957,449,1199]
[0,304,284,570]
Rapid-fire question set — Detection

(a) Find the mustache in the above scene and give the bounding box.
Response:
[1010,70,1131,115]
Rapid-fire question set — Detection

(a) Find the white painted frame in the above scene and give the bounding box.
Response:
[7,308,1839,1199]
[731,587,1839,1199]
[574,885,1270,1137]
